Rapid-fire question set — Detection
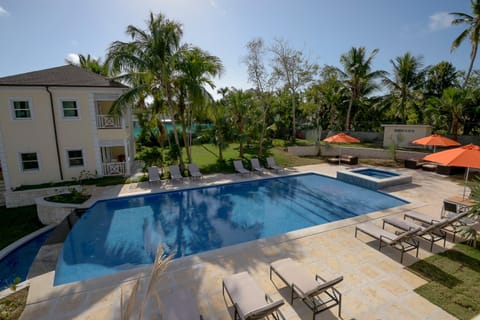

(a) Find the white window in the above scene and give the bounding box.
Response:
[67,150,84,167]
[20,152,39,171]
[10,99,32,119]
[61,100,79,118]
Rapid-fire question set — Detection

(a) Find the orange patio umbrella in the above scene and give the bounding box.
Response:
[412,134,461,152]
[423,144,480,198]
[323,132,360,143]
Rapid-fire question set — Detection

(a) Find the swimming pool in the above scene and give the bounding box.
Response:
[0,227,53,290]
[337,168,412,190]
[354,168,400,179]
[54,173,407,285]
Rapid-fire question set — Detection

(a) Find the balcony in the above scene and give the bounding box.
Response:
[102,162,126,176]
[96,115,122,129]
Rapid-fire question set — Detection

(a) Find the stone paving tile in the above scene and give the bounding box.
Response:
[19,164,474,319]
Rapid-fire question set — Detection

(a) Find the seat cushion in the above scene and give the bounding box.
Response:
[270,258,319,298]
[223,272,269,317]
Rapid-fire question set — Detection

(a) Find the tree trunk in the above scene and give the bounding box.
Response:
[291,91,296,143]
[257,102,268,158]
[464,42,478,88]
[345,97,353,131]
[166,88,184,169]
[452,114,459,141]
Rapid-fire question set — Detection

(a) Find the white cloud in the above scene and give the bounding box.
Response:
[0,5,9,16]
[429,12,454,32]
[65,53,80,65]
[209,0,217,8]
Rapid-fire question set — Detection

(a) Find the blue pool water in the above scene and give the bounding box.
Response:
[54,173,407,285]
[0,230,51,290]
[354,169,400,179]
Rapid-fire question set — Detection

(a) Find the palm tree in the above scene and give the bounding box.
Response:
[227,89,252,158]
[383,53,425,123]
[175,47,223,163]
[66,54,111,77]
[338,47,385,130]
[438,87,467,140]
[451,0,480,87]
[107,13,187,168]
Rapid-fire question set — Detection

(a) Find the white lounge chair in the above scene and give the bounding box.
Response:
[383,216,448,251]
[234,160,250,176]
[355,221,420,263]
[223,271,284,320]
[270,258,343,318]
[250,158,265,175]
[148,166,161,184]
[187,163,203,180]
[169,165,183,182]
[266,157,283,172]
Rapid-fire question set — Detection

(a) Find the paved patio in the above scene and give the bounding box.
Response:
[19,163,468,319]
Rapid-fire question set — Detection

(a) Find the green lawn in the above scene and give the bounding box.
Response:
[407,244,480,320]
[0,206,43,250]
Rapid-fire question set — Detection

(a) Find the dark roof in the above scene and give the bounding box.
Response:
[0,65,127,88]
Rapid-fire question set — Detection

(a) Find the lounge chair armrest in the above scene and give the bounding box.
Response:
[242,299,284,319]
[313,275,344,294]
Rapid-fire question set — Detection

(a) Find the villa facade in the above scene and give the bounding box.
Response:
[0,65,135,191]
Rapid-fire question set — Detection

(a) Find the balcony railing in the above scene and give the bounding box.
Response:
[102,162,126,176]
[96,115,122,129]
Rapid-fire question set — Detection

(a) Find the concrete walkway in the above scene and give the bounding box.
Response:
[19,164,466,319]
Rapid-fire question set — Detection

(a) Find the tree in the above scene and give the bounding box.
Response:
[66,54,111,77]
[244,38,276,156]
[424,61,459,97]
[270,39,317,143]
[338,47,385,130]
[175,47,223,163]
[107,12,222,169]
[434,87,467,140]
[451,0,480,86]
[383,53,425,123]
[226,89,252,158]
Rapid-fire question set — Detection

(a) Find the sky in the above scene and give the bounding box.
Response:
[0,0,474,94]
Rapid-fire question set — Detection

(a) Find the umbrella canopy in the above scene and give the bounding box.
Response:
[412,134,460,152]
[323,133,360,143]
[423,144,480,198]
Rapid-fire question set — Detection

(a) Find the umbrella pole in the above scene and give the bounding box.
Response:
[463,168,470,199]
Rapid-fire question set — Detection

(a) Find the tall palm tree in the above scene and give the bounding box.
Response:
[438,87,467,140]
[338,47,385,130]
[383,53,425,123]
[66,54,111,77]
[175,47,223,163]
[227,89,252,158]
[451,0,480,87]
[107,13,186,168]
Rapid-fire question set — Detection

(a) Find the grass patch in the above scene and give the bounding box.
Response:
[0,206,43,250]
[14,176,128,191]
[0,287,28,320]
[407,244,480,320]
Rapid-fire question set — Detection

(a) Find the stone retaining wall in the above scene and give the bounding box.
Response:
[4,185,81,208]
[35,197,84,225]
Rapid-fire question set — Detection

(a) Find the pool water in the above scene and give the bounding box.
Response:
[0,230,52,290]
[54,173,407,285]
[354,168,400,179]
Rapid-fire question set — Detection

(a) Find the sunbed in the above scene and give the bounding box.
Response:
[404,210,473,242]
[162,289,203,320]
[187,163,203,180]
[148,166,161,184]
[383,216,447,251]
[234,160,251,176]
[250,158,265,175]
[169,165,183,182]
[266,157,283,172]
[355,222,420,263]
[269,258,343,319]
[222,271,284,320]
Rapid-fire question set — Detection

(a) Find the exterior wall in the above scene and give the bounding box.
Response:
[382,124,432,148]
[0,86,131,189]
